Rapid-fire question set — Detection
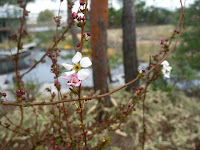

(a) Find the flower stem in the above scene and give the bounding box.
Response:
[78,85,88,149]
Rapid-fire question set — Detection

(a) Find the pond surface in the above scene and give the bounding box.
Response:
[1,49,94,89]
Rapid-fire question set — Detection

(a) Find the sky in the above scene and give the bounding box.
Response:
[27,0,195,14]
[26,0,195,23]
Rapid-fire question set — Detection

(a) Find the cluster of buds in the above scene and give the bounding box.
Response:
[54,79,61,91]
[4,122,10,128]
[72,12,86,22]
[16,89,26,101]
[71,1,87,28]
[159,38,169,52]
[24,128,31,136]
[174,29,181,34]
[54,16,61,27]
[47,50,62,79]
[159,38,168,45]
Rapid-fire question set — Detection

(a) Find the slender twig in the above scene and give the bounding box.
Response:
[14,0,28,89]
[78,85,88,149]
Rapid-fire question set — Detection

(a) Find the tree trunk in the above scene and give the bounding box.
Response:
[122,0,139,91]
[91,0,112,109]
[67,0,79,48]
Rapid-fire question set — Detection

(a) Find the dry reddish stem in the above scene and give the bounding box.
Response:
[77,85,88,149]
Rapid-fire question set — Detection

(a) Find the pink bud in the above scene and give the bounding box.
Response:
[2,93,6,97]
[87,33,91,36]
[77,16,82,21]
[72,12,78,19]
[159,40,164,45]
[21,90,25,95]
[80,0,85,5]
[16,89,21,94]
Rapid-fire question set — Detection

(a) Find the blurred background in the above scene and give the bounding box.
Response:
[0,0,200,92]
[0,0,199,96]
[0,0,200,149]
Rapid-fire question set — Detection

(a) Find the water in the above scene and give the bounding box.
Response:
[0,49,94,92]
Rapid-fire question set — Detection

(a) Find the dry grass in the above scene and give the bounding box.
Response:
[107,25,174,62]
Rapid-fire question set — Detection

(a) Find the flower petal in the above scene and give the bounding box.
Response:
[166,66,172,71]
[80,57,92,68]
[72,52,82,64]
[65,70,76,76]
[71,74,79,83]
[61,75,72,80]
[161,60,169,67]
[62,63,73,70]
[67,83,75,86]
[77,69,90,80]
[75,81,81,87]
[164,73,170,78]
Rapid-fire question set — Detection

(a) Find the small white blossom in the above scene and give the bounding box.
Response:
[161,60,172,78]
[62,52,92,80]
[161,60,169,67]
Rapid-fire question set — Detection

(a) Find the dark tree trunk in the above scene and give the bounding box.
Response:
[67,0,79,48]
[122,0,139,91]
[91,0,112,109]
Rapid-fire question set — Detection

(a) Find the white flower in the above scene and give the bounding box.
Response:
[62,52,92,80]
[161,60,169,67]
[161,60,172,78]
[162,66,172,78]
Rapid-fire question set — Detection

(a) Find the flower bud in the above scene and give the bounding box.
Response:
[87,33,91,36]
[159,40,164,45]
[77,16,82,21]
[2,93,6,97]
[71,12,78,19]
[16,89,21,94]
[21,90,25,95]
[80,0,85,5]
